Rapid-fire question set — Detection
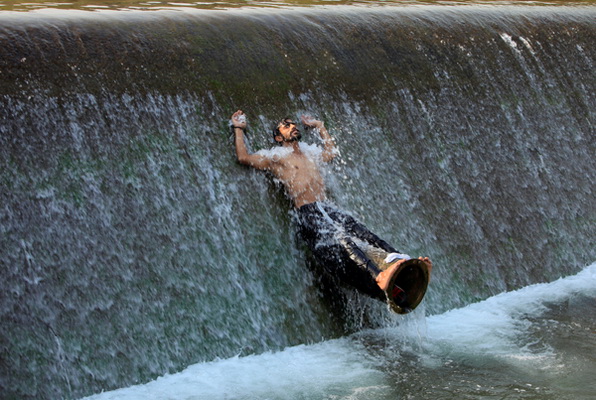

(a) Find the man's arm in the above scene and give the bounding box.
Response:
[231,110,271,170]
[301,115,336,162]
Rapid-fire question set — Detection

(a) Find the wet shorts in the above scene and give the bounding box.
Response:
[295,202,398,296]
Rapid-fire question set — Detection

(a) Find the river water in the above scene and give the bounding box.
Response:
[84,263,596,400]
[1,2,594,399]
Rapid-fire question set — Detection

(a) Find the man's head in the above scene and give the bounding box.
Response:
[273,117,301,144]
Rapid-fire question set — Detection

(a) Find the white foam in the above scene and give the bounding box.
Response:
[500,32,519,51]
[82,263,595,400]
[424,262,596,361]
[255,142,324,163]
[255,145,293,160]
[82,339,385,400]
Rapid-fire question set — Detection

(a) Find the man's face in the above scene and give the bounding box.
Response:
[277,119,301,142]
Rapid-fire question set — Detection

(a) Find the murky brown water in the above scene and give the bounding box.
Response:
[1,0,594,12]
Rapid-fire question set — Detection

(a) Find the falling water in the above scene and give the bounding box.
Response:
[1,3,594,399]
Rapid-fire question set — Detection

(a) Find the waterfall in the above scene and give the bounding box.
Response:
[1,4,594,399]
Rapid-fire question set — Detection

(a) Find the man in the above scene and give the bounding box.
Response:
[230,109,432,311]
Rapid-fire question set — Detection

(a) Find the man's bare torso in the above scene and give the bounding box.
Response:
[232,110,336,208]
[268,147,327,208]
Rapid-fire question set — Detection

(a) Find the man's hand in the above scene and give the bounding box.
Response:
[301,114,336,162]
[231,110,247,129]
[301,114,323,129]
[232,109,272,170]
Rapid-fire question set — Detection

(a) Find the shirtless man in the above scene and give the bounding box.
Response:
[232,110,333,209]
[230,110,431,305]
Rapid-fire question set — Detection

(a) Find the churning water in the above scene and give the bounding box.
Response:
[83,263,596,400]
[1,2,594,399]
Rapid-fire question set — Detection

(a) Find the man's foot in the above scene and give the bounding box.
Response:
[376,259,407,291]
[419,256,433,276]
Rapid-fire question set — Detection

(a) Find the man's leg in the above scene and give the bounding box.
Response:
[331,210,398,254]
[300,203,399,275]
[337,236,382,277]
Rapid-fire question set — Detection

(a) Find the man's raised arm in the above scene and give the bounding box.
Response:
[301,115,336,162]
[231,110,271,170]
